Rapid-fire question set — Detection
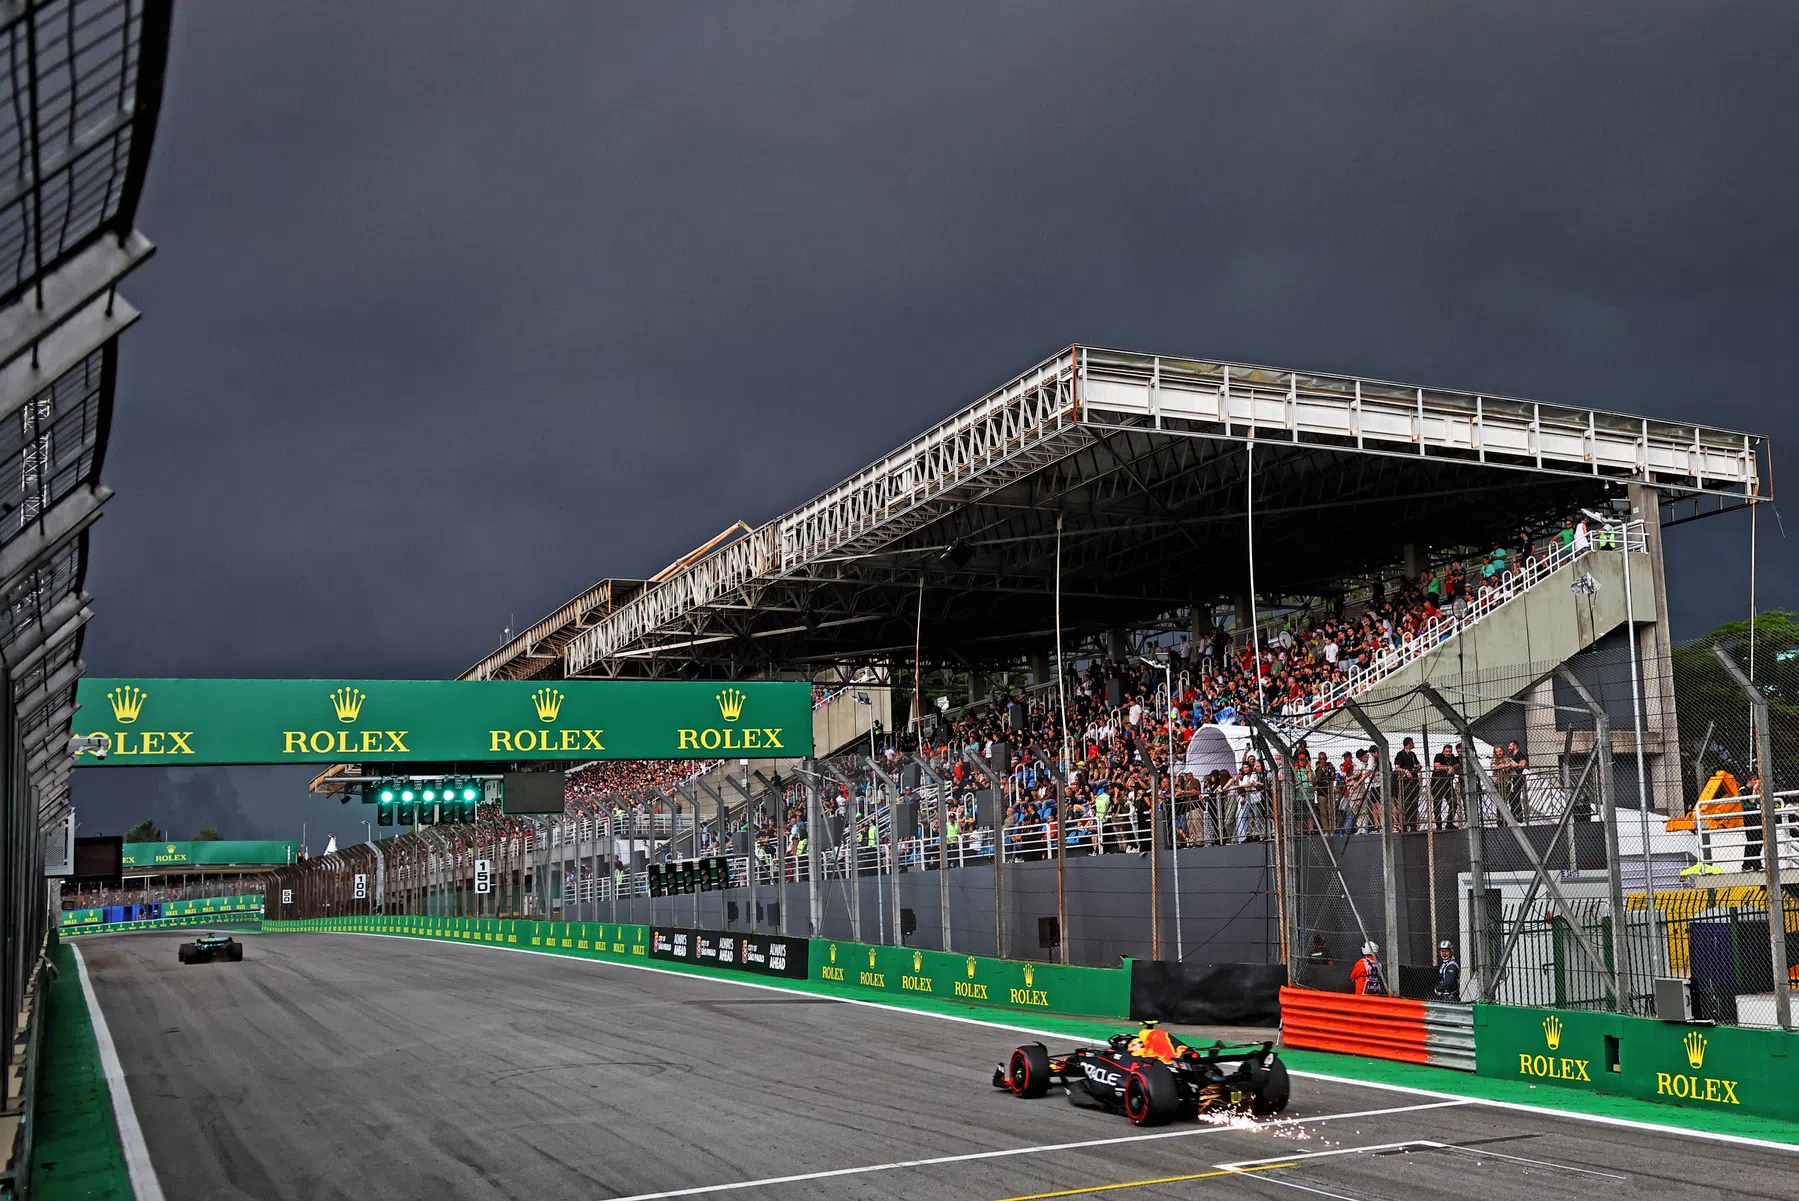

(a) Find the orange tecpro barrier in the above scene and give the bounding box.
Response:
[1664,771,1744,832]
[1279,986,1430,1064]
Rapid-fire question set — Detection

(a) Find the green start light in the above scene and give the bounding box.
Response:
[401,789,414,802]
[423,788,436,802]
[379,789,394,803]
[463,787,478,801]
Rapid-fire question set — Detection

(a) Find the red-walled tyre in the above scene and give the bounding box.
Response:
[1124,1062,1178,1126]
[1007,1044,1051,1098]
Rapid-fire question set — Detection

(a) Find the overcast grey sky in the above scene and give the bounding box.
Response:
[72,2,1798,843]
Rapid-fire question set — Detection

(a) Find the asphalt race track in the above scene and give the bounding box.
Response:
[79,931,1799,1201]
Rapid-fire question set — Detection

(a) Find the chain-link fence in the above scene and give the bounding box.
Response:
[265,605,1795,1034]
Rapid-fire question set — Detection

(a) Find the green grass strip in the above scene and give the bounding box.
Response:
[28,941,133,1200]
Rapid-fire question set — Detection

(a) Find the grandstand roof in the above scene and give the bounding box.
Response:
[482,345,1768,681]
[0,0,170,827]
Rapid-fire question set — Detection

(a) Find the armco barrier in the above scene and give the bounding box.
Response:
[1279,986,1474,1071]
[813,939,1132,1018]
[1474,1003,1799,1123]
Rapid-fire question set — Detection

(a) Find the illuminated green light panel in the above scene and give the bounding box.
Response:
[369,778,485,825]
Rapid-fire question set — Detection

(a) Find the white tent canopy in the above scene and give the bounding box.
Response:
[1182,722,1495,778]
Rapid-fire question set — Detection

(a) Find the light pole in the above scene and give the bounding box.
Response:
[1140,652,1180,962]
[363,821,373,845]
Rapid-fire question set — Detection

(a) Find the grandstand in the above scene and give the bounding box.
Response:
[466,346,1758,684]
[0,0,170,1168]
[277,344,1775,985]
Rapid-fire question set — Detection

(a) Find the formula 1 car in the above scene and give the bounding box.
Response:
[177,933,244,965]
[993,1021,1289,1126]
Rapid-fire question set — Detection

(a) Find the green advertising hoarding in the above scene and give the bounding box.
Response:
[122,841,296,868]
[812,940,1131,1018]
[1473,1003,1799,1122]
[73,678,813,766]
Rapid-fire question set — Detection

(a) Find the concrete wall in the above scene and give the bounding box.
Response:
[1399,548,1656,721]
[812,686,892,758]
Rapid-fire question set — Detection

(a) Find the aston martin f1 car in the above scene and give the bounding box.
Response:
[177,933,244,965]
[992,1021,1289,1126]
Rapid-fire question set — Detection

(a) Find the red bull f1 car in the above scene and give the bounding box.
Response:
[177,933,244,965]
[993,1021,1289,1125]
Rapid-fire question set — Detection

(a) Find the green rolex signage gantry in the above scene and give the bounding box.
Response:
[72,678,813,766]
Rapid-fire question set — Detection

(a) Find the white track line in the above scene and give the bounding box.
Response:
[1245,1175,1365,1201]
[72,942,166,1201]
[1219,1141,1440,1169]
[592,1102,1468,1201]
[307,930,1799,1155]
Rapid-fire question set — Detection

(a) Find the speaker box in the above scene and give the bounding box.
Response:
[1106,678,1125,708]
[990,741,1013,776]
[895,802,919,838]
[975,788,1000,828]
[1009,701,1028,732]
[901,762,921,790]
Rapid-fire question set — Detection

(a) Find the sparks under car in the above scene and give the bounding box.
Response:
[177,933,244,964]
[993,1022,1289,1125]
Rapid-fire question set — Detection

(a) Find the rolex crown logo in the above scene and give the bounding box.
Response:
[716,687,747,722]
[913,950,923,972]
[1542,1015,1562,1051]
[1023,964,1035,987]
[868,947,877,968]
[967,956,977,978]
[532,687,565,723]
[1684,1030,1707,1070]
[107,686,147,724]
[329,687,367,723]
[829,944,837,964]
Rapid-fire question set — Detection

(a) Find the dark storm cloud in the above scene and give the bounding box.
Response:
[72,2,1798,841]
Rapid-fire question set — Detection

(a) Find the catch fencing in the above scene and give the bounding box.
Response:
[264,621,1794,1036]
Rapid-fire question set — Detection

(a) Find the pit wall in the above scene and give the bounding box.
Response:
[59,894,265,932]
[1472,1003,1798,1124]
[262,915,1132,1020]
[59,899,265,936]
[813,937,1130,1018]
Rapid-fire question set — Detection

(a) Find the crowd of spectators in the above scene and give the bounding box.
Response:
[378,521,1598,892]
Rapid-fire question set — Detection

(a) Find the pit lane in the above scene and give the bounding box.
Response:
[75,931,1799,1201]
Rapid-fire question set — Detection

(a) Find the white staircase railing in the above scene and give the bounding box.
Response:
[1301,521,1646,719]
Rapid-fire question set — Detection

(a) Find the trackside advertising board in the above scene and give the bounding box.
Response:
[813,940,1131,1018]
[73,678,813,765]
[1474,1003,1799,1123]
[122,842,295,868]
[651,927,809,979]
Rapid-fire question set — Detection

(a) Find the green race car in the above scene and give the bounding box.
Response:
[177,933,244,965]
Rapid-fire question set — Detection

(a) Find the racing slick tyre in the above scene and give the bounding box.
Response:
[1124,1061,1179,1126]
[1006,1044,1052,1099]
[227,943,243,962]
[177,944,194,964]
[1251,1056,1290,1116]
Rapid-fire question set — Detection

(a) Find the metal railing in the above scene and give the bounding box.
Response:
[1300,523,1647,720]
[1686,790,1799,876]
